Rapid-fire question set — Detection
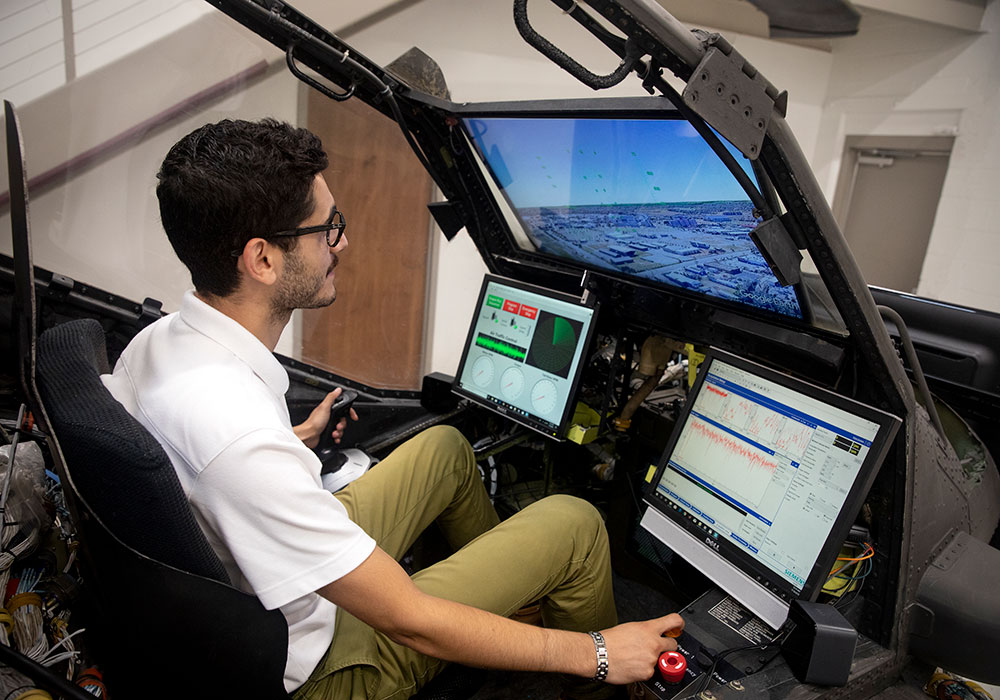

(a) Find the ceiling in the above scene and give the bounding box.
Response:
[656,0,987,44]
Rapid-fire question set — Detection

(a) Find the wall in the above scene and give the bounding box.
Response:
[1,9,298,349]
[919,2,1000,310]
[1,1,399,355]
[811,3,1000,311]
[1,0,214,108]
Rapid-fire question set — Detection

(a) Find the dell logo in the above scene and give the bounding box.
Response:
[704,537,719,551]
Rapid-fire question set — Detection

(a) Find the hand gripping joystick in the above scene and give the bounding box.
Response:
[316,388,358,467]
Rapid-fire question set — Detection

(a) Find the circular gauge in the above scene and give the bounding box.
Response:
[530,378,559,417]
[471,356,495,388]
[499,366,525,401]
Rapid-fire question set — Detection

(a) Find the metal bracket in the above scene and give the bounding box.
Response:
[749,215,802,287]
[681,39,786,160]
[427,201,466,242]
[139,297,164,328]
[47,273,75,299]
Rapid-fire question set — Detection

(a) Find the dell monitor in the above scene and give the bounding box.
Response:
[641,349,900,628]
[453,275,598,439]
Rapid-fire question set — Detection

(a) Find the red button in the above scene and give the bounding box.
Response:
[658,651,687,683]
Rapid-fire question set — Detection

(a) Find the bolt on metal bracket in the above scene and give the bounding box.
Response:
[682,38,787,160]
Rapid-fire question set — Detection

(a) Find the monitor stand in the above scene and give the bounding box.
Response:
[639,507,791,629]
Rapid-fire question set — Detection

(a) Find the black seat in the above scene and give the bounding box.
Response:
[35,318,483,699]
[36,318,291,699]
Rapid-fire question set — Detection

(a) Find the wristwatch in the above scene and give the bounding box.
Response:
[589,631,609,682]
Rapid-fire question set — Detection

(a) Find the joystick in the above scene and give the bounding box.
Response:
[316,388,358,466]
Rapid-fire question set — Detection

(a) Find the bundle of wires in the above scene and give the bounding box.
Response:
[0,664,43,700]
[42,611,83,679]
[0,516,39,577]
[9,568,48,661]
[824,542,875,610]
[0,413,85,694]
[0,481,41,596]
[0,565,84,696]
[0,414,44,654]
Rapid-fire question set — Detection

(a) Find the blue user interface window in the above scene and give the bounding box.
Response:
[656,360,881,593]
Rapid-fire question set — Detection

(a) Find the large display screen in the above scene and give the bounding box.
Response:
[462,115,803,319]
[453,275,598,439]
[642,350,899,627]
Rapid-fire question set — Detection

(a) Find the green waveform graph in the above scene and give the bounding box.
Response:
[475,333,527,361]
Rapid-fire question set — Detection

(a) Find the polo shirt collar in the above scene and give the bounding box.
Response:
[179,290,290,397]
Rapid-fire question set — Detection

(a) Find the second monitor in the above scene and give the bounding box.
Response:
[642,349,900,628]
[453,275,598,439]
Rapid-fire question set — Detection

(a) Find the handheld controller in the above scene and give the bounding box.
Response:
[316,388,358,467]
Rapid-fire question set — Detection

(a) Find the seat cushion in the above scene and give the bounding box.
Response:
[36,318,229,583]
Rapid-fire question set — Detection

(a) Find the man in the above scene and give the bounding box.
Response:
[102,118,683,699]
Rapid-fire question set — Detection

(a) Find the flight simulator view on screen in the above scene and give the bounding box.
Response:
[643,351,897,626]
[453,276,597,439]
[463,116,802,319]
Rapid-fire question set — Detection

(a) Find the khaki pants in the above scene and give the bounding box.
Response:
[293,425,618,700]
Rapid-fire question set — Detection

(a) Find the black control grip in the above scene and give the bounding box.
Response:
[316,388,358,459]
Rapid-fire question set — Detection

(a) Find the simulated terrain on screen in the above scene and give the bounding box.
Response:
[465,116,802,318]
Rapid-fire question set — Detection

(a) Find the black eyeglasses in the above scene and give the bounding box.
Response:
[267,209,347,248]
[232,210,347,257]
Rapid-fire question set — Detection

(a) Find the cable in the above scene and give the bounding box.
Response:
[683,622,794,698]
[825,557,873,595]
[37,621,83,677]
[834,561,872,610]
[827,542,874,582]
[836,542,874,561]
[9,587,47,661]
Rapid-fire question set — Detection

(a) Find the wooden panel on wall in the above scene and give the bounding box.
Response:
[302,90,432,390]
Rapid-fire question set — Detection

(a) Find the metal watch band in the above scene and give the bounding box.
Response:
[589,630,609,682]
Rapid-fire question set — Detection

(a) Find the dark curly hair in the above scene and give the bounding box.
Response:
[156,118,329,297]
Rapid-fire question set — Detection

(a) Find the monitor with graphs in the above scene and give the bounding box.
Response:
[641,349,900,628]
[453,275,599,439]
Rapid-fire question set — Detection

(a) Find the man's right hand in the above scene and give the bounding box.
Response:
[320,547,686,685]
[601,614,685,684]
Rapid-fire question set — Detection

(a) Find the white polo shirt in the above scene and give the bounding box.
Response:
[102,290,376,692]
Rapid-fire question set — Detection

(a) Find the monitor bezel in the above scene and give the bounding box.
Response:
[451,273,599,440]
[455,101,811,324]
[642,348,901,607]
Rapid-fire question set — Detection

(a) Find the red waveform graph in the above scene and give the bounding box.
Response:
[675,417,779,508]
[774,422,814,458]
[690,420,778,474]
[698,383,729,418]
[747,409,784,443]
[721,398,755,428]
